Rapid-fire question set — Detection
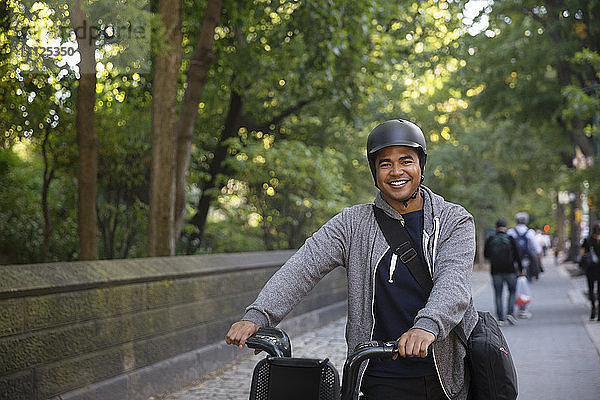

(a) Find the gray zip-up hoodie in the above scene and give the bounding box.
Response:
[243,186,478,399]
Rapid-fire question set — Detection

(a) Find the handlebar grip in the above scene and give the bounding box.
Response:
[352,340,398,358]
[245,327,292,357]
[246,337,280,356]
[340,340,399,400]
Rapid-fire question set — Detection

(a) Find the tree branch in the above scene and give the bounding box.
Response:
[244,97,316,134]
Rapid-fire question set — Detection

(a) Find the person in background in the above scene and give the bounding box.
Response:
[579,222,600,321]
[507,212,542,319]
[484,218,523,326]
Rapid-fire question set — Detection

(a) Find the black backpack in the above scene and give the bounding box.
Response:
[487,233,513,265]
[374,206,518,400]
[468,311,518,400]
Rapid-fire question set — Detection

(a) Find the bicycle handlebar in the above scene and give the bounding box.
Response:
[246,327,292,358]
[340,340,398,400]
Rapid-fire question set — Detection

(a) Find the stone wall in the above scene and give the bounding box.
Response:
[0,251,348,400]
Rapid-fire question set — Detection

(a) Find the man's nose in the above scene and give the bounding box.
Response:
[391,164,404,174]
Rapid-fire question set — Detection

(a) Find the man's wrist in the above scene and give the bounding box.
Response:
[242,309,269,327]
[414,317,439,339]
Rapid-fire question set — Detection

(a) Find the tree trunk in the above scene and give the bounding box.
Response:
[188,89,244,245]
[475,223,486,270]
[148,0,183,256]
[174,0,224,241]
[262,220,274,251]
[568,192,581,261]
[186,93,314,250]
[71,1,98,260]
[98,193,120,259]
[556,200,566,256]
[40,127,55,263]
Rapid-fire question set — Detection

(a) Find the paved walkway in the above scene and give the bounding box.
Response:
[150,256,600,400]
[473,257,600,400]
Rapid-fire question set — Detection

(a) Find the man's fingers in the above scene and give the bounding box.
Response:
[396,328,435,358]
[421,346,429,358]
[405,339,425,357]
[408,338,429,358]
[397,337,407,358]
[405,340,418,357]
[225,321,259,350]
[418,340,429,358]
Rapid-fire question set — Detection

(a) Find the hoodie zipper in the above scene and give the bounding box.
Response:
[366,206,451,399]
[357,243,389,397]
[432,216,440,269]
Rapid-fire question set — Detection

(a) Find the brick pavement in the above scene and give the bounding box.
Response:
[150,257,600,400]
[148,318,348,400]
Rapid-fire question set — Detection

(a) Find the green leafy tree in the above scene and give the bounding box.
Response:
[181,0,475,252]
[95,72,152,258]
[451,0,600,256]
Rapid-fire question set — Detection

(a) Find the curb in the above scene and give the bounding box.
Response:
[561,261,600,358]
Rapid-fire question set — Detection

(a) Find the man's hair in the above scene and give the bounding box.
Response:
[515,212,529,225]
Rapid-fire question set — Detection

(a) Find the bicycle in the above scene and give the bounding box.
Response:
[245,326,398,400]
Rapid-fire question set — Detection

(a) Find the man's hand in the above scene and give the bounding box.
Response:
[395,328,435,359]
[225,320,259,350]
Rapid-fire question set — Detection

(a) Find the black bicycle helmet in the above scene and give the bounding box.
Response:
[366,119,427,183]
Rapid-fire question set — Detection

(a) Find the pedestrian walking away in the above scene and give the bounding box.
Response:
[484,218,523,326]
[508,212,542,319]
[579,221,600,321]
[225,119,479,400]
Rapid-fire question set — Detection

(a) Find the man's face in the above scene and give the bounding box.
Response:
[375,145,422,209]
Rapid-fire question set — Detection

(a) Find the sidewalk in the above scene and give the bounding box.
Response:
[150,256,600,400]
[563,261,600,356]
[472,256,600,399]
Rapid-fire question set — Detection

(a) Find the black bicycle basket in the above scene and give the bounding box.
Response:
[249,356,340,400]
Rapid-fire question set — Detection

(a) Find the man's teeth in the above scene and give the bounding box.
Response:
[390,181,407,187]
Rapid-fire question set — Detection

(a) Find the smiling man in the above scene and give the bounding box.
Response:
[374,146,423,211]
[226,119,478,400]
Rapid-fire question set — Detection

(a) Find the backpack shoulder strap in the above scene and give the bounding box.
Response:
[373,205,433,295]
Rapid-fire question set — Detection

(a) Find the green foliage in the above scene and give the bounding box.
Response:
[200,139,354,252]
[438,0,600,233]
[96,71,152,259]
[561,48,600,146]
[0,149,40,263]
[243,140,351,249]
[3,0,599,262]
[0,148,78,263]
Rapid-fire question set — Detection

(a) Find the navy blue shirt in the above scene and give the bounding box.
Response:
[365,209,436,378]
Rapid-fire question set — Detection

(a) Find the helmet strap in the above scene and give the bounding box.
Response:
[400,174,424,208]
[401,186,421,208]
